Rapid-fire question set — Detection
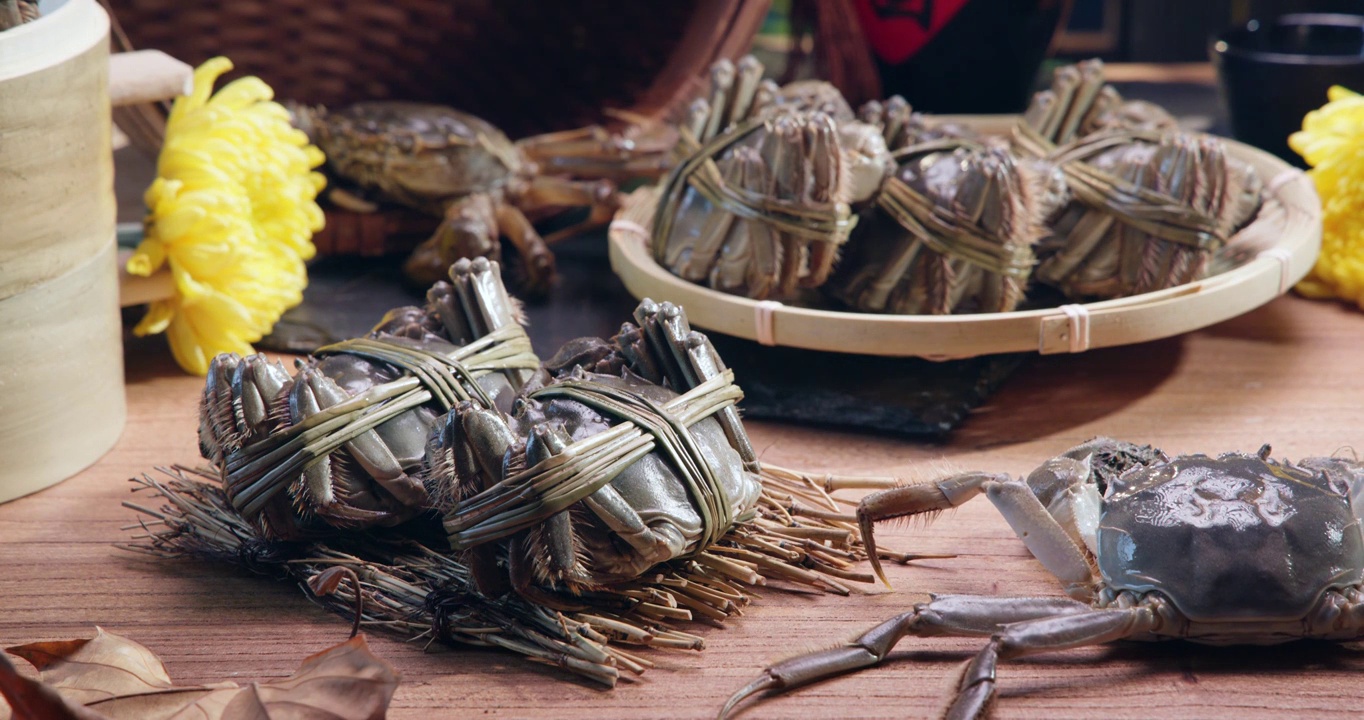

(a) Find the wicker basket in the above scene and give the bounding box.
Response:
[107,0,768,256]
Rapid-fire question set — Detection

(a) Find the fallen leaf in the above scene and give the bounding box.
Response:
[0,652,104,720]
[222,636,398,720]
[0,630,398,720]
[7,627,172,705]
[86,685,242,720]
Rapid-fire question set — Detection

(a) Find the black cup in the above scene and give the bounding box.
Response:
[1212,13,1364,166]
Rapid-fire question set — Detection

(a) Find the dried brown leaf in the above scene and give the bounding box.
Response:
[0,652,106,720]
[87,685,242,720]
[6,627,173,705]
[221,636,398,720]
[0,630,397,720]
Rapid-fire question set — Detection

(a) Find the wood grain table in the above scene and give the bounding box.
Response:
[4,291,1364,719]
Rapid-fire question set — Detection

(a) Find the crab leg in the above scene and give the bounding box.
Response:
[944,605,1159,720]
[725,56,766,128]
[858,473,1097,601]
[765,114,808,298]
[492,200,557,295]
[514,175,619,246]
[511,422,626,600]
[404,193,500,289]
[800,117,842,289]
[444,401,518,597]
[703,59,737,141]
[631,300,757,468]
[717,594,1093,720]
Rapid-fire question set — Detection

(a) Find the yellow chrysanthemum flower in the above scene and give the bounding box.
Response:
[127,56,326,374]
[1289,85,1364,308]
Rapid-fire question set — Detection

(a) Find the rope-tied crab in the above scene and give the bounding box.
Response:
[200,257,541,537]
[1013,60,1263,299]
[127,258,911,685]
[649,56,895,300]
[830,135,1064,315]
[645,55,1066,314]
[721,438,1364,719]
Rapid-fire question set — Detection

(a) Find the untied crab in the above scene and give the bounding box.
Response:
[294,102,673,292]
[721,438,1364,719]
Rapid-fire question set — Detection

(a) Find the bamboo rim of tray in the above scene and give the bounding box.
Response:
[608,119,1322,360]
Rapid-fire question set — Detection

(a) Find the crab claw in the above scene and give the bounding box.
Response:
[199,353,242,464]
[199,353,291,466]
[232,354,290,445]
[717,674,779,720]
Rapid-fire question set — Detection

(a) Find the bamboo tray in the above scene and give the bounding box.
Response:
[608,122,1321,359]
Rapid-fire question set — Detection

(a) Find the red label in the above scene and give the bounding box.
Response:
[853,0,971,65]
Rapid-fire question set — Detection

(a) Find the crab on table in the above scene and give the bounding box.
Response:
[200,257,541,538]
[433,297,768,606]
[293,101,674,293]
[721,438,1364,719]
[194,254,878,614]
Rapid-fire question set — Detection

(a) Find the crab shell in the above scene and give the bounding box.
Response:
[303,101,530,215]
[1094,451,1364,624]
[506,370,763,586]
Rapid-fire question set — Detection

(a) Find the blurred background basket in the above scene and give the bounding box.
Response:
[105,0,770,255]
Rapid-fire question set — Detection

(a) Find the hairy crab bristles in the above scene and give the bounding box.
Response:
[198,353,291,467]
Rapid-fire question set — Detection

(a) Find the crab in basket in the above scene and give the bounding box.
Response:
[1013,60,1264,300]
[648,55,901,300]
[827,128,1069,315]
[720,438,1364,719]
[293,101,675,293]
[645,55,1066,314]
[130,257,908,685]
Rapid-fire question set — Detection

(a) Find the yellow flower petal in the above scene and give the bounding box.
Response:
[133,56,326,375]
[126,239,167,277]
[133,299,177,336]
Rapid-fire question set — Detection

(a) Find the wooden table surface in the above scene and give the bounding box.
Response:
[4,291,1364,720]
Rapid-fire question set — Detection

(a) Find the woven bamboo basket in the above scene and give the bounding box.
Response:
[105,0,771,256]
[0,0,125,503]
[608,118,1322,359]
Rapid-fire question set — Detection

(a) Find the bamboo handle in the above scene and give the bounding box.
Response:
[108,49,191,107]
[109,50,189,306]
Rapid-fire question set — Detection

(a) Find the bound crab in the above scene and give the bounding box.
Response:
[648,55,1063,314]
[722,438,1364,719]
[1013,60,1263,299]
[200,257,541,538]
[828,128,1067,315]
[649,56,898,300]
[192,257,887,618]
[293,102,674,293]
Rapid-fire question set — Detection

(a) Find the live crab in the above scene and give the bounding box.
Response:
[294,102,672,293]
[721,438,1364,719]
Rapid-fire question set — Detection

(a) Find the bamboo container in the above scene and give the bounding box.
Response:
[0,0,124,503]
[608,122,1321,360]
